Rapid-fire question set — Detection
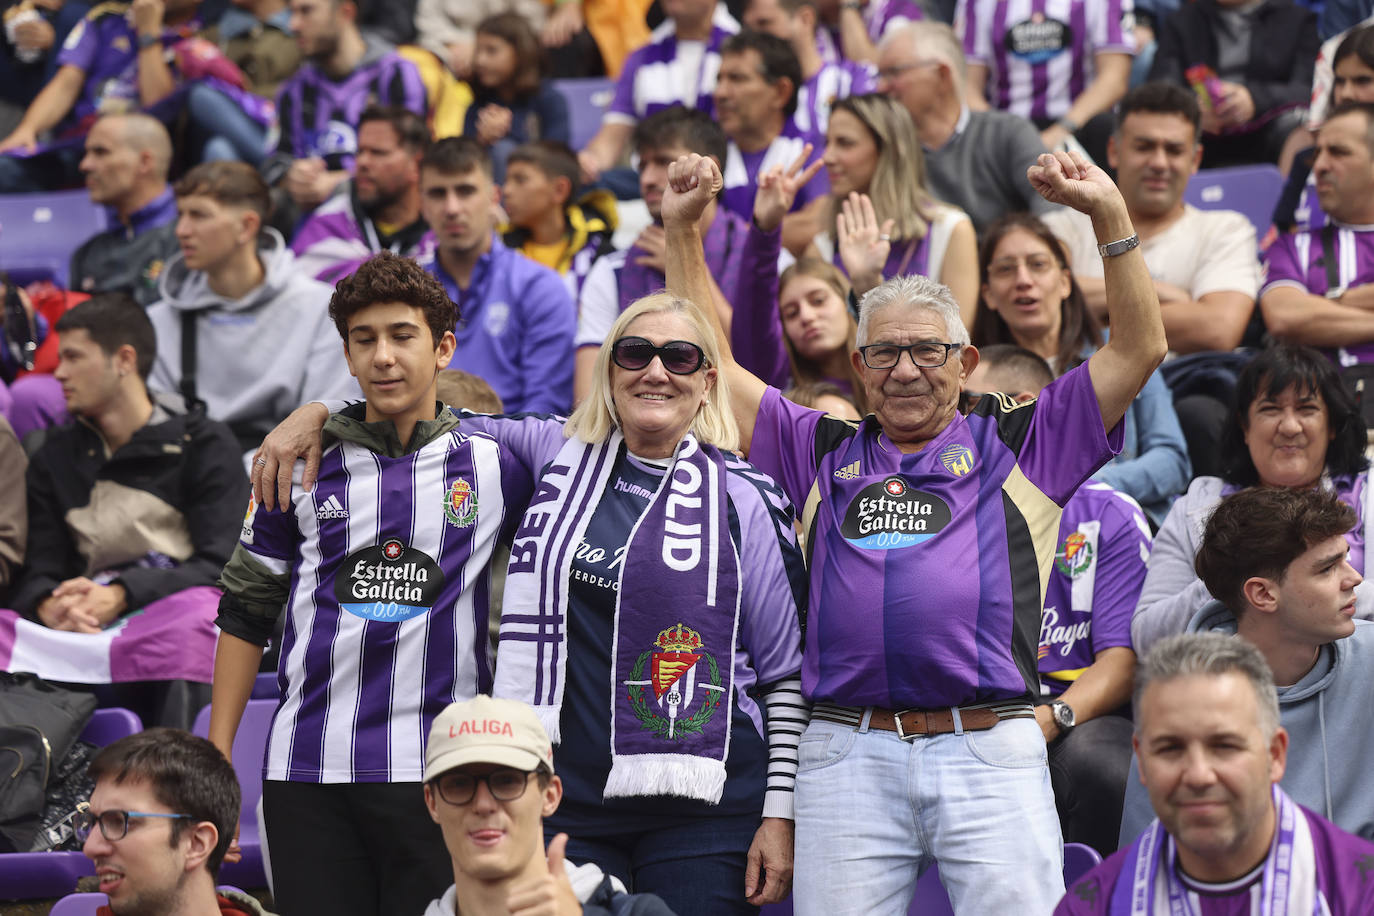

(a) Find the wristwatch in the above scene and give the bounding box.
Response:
[1097,234,1140,258]
[1050,699,1076,733]
[138,33,162,50]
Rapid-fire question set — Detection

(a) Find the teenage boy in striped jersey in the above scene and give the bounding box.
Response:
[207,252,536,916]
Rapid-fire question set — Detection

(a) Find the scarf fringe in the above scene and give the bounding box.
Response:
[603,753,726,804]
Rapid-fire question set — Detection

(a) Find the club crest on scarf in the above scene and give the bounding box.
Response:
[624,623,724,740]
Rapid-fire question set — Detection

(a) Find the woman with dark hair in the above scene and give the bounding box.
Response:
[971,212,1190,524]
[1133,342,1373,653]
[464,12,570,181]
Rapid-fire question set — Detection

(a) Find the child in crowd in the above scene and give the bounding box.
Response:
[465,12,571,181]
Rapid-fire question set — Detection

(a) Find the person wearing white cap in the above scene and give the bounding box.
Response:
[421,696,678,916]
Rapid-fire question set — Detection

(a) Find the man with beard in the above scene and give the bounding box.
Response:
[291,106,434,283]
[265,0,428,214]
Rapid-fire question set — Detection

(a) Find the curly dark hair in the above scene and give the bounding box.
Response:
[1218,342,1369,485]
[329,251,457,346]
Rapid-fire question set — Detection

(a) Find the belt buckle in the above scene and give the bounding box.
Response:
[892,709,924,741]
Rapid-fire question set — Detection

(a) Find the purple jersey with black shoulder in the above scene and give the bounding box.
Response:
[240,419,537,783]
[56,5,198,130]
[1055,806,1374,915]
[749,364,1122,708]
[273,42,428,171]
[958,0,1135,122]
[816,0,923,65]
[794,60,875,136]
[1261,223,1374,366]
[604,4,738,124]
[721,122,828,222]
[1039,481,1147,697]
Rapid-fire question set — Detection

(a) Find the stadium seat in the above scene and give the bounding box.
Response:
[1063,841,1104,885]
[192,699,274,889]
[77,707,143,747]
[48,892,106,915]
[551,78,616,151]
[251,672,279,700]
[0,190,111,287]
[1182,164,1283,243]
[0,851,94,901]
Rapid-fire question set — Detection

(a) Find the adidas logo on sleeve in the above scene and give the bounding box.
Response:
[317,494,349,520]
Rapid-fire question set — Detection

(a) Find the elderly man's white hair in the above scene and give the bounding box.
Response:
[879,21,968,93]
[855,275,969,348]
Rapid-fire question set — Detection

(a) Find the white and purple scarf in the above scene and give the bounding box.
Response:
[495,432,742,803]
[0,587,221,683]
[1112,786,1326,916]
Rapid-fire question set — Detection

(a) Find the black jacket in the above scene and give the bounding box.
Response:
[13,398,247,617]
[1149,0,1318,119]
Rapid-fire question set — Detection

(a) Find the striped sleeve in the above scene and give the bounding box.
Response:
[761,676,809,819]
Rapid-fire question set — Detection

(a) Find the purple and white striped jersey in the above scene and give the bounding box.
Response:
[273,40,428,171]
[604,3,739,125]
[1262,223,1374,366]
[720,122,829,222]
[958,0,1135,123]
[240,427,531,783]
[816,0,924,65]
[793,60,876,136]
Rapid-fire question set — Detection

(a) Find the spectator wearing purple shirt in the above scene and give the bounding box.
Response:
[715,31,829,255]
[814,0,924,65]
[958,0,1135,160]
[266,0,428,214]
[1261,101,1374,367]
[418,137,576,415]
[666,141,1165,913]
[577,0,738,185]
[1056,632,1374,915]
[743,0,877,137]
[966,345,1145,858]
[0,0,199,191]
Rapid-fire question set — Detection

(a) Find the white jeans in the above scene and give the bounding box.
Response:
[793,715,1065,916]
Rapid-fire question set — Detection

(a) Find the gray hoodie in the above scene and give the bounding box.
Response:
[147,229,359,446]
[1119,605,1374,847]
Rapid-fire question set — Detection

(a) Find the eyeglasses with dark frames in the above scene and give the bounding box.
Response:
[857,342,961,370]
[74,804,195,843]
[611,336,707,375]
[433,768,538,806]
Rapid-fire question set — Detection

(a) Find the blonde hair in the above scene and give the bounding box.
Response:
[778,258,867,414]
[827,94,938,243]
[565,293,740,451]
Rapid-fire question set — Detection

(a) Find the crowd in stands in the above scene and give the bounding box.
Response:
[5,0,1374,914]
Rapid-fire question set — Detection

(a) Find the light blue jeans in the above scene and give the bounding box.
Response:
[793,715,1065,916]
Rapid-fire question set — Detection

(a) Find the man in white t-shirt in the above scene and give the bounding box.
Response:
[1044,82,1260,356]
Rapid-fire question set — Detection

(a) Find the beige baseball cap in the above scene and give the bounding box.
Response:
[423,696,555,783]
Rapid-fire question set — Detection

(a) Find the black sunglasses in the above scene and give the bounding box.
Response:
[611,336,706,375]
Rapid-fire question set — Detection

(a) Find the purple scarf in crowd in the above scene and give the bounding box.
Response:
[1111,786,1323,916]
[495,431,741,803]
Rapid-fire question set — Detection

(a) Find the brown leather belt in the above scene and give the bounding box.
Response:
[811,701,1034,740]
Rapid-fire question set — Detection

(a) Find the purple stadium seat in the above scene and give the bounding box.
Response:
[0,190,111,287]
[192,700,273,889]
[77,708,143,747]
[1063,842,1103,886]
[551,78,615,151]
[1182,164,1282,243]
[251,672,279,700]
[0,852,94,901]
[48,892,106,915]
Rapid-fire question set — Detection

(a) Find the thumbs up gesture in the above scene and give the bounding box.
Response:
[506,833,583,915]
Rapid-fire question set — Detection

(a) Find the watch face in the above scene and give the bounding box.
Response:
[1053,702,1075,729]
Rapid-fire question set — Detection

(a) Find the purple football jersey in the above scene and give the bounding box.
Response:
[605,6,739,124]
[1261,224,1374,365]
[794,60,876,136]
[959,0,1135,122]
[749,363,1122,709]
[720,122,828,222]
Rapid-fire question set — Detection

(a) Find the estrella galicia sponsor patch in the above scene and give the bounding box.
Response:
[1005,14,1071,64]
[334,538,445,622]
[840,477,952,549]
